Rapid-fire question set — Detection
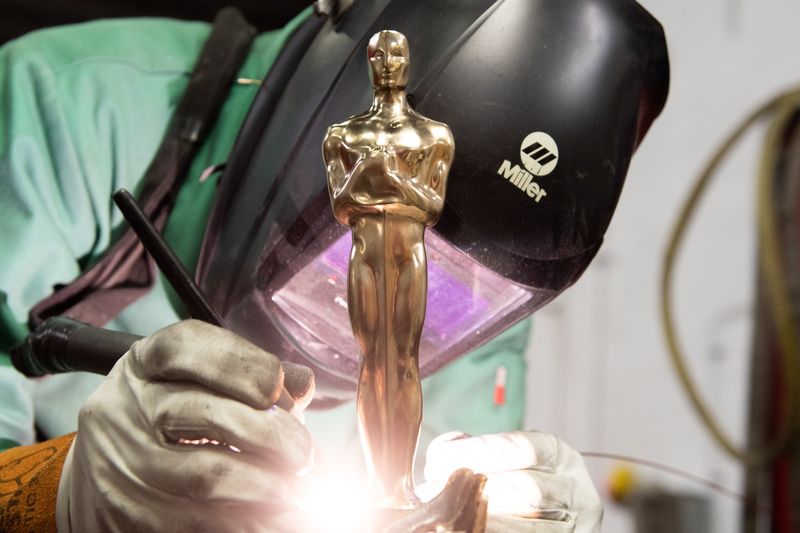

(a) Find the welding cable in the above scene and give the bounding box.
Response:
[661,86,800,466]
[581,451,770,512]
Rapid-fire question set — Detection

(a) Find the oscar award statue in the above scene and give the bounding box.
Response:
[322,29,455,507]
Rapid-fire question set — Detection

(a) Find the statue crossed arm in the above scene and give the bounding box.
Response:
[324,126,452,227]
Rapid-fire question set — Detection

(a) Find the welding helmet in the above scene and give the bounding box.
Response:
[196,0,669,404]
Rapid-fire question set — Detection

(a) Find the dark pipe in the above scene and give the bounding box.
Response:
[112,188,227,328]
[11,316,142,377]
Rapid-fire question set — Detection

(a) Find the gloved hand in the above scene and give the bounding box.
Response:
[422,431,602,533]
[56,320,316,533]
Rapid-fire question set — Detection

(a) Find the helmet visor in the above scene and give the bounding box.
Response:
[268,229,535,384]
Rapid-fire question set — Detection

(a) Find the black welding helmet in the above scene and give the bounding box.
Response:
[196,0,669,403]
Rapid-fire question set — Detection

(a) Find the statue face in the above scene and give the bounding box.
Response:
[367,30,409,89]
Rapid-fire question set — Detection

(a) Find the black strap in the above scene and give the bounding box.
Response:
[29,8,256,328]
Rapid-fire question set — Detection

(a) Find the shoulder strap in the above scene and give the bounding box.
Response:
[29,8,256,328]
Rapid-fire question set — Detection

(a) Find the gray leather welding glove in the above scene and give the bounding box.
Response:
[55,319,315,533]
[422,431,602,533]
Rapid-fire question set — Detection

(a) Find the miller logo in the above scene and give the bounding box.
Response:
[520,132,558,176]
[495,131,559,204]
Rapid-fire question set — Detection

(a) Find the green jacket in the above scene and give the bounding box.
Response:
[0,12,530,464]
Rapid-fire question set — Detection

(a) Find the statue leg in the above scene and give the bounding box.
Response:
[350,214,426,507]
[349,216,392,500]
[384,214,426,504]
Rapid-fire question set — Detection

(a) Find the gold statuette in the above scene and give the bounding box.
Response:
[323,29,455,507]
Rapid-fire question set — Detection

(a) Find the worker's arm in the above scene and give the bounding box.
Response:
[0,11,314,444]
[0,26,219,528]
[0,13,317,532]
[0,321,316,532]
[0,433,74,531]
[0,18,224,447]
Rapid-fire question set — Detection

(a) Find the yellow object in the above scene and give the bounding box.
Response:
[0,433,75,531]
[607,464,637,503]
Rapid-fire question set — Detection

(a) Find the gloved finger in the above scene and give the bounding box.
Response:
[424,431,559,481]
[145,382,314,473]
[140,446,298,506]
[483,470,572,518]
[129,320,284,409]
[281,362,315,409]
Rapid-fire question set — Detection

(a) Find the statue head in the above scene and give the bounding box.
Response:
[367,30,409,89]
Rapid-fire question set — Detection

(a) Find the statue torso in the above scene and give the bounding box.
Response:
[325,108,452,226]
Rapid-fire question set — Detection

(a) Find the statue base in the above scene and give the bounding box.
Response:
[365,469,487,533]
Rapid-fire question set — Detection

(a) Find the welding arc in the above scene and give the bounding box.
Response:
[661,87,800,466]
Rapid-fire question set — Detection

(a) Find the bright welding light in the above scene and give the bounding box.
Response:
[296,474,372,532]
[422,432,544,518]
[483,471,542,518]
[424,432,539,480]
[417,470,541,519]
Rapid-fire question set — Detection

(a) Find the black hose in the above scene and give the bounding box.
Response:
[11,316,142,376]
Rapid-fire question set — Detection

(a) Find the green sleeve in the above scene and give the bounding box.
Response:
[0,12,310,443]
[0,18,214,358]
[0,18,217,444]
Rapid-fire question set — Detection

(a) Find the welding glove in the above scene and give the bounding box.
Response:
[422,431,602,533]
[55,319,316,533]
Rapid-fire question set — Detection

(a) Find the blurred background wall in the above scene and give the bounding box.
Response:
[525,1,800,532]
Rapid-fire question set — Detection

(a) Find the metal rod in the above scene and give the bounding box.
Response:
[112,188,227,328]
